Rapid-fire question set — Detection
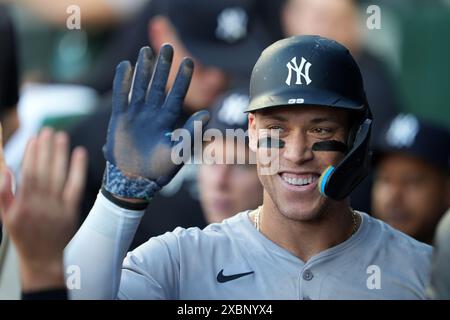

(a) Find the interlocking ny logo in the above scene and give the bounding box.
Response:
[217,93,249,126]
[216,7,248,43]
[386,113,419,148]
[285,57,312,86]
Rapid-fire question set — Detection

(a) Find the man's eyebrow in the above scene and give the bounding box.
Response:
[310,117,340,124]
[259,114,288,122]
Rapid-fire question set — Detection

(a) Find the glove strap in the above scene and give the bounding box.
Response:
[102,161,161,201]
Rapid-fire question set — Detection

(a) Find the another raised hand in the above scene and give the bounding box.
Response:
[0,128,87,292]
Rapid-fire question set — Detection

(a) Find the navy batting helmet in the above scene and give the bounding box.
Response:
[246,35,373,200]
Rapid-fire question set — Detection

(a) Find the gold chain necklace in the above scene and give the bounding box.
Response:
[253,206,358,234]
[255,206,262,232]
[351,209,359,235]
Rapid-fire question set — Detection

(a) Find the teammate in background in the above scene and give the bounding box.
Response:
[198,90,263,224]
[65,36,432,299]
[371,114,450,244]
[0,5,22,299]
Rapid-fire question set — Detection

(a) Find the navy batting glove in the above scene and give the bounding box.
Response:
[102,44,210,201]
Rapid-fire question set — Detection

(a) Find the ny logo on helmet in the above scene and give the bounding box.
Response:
[285,57,312,86]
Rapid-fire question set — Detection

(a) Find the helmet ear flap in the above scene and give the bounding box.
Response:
[346,106,370,151]
[319,118,372,200]
[346,122,359,151]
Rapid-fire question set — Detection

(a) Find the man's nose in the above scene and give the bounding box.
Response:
[382,181,404,207]
[211,164,231,190]
[282,134,314,165]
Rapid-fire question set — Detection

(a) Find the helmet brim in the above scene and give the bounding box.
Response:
[246,87,366,113]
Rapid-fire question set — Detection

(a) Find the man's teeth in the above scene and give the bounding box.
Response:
[282,175,317,186]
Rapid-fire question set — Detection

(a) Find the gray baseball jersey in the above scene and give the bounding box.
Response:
[66,193,432,300]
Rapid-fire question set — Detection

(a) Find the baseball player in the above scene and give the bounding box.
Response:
[65,36,432,299]
[371,114,450,244]
[198,88,263,224]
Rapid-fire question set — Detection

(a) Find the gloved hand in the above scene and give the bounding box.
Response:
[103,44,209,201]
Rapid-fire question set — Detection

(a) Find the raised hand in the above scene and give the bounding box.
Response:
[103,44,209,200]
[0,128,87,292]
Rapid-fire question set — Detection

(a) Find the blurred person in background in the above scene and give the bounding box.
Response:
[280,0,401,213]
[84,0,284,95]
[69,0,276,249]
[0,5,20,146]
[371,113,450,244]
[0,4,99,185]
[198,89,263,224]
[0,5,21,299]
[0,0,150,27]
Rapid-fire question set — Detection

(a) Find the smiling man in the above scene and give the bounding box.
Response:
[247,106,356,261]
[65,36,432,300]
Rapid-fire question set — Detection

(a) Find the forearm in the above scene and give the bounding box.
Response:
[64,189,145,300]
[20,259,65,293]
[20,257,67,300]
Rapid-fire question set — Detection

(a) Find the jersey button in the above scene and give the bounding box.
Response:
[303,269,313,281]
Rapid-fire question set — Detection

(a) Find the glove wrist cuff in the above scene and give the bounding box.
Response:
[102,161,161,201]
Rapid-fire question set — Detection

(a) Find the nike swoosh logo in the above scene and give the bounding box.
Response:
[216,269,254,283]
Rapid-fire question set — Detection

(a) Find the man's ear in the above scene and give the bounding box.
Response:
[248,113,257,153]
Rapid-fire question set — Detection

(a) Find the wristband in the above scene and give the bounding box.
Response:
[102,161,161,201]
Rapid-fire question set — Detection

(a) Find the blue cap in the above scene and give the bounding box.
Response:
[206,88,249,134]
[373,113,450,172]
[157,0,275,76]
